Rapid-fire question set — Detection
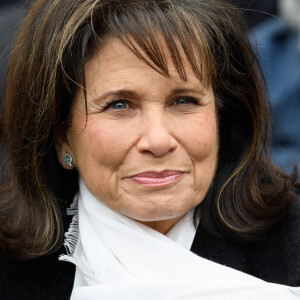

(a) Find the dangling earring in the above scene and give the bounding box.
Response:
[64,153,73,167]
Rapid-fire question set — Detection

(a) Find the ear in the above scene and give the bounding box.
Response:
[55,127,75,170]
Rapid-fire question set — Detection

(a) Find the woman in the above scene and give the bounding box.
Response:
[0,0,299,299]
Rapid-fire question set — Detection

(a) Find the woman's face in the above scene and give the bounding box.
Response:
[57,38,218,233]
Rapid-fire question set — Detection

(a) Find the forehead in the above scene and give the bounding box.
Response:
[83,37,207,93]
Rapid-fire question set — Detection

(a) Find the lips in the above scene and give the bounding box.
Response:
[129,170,184,187]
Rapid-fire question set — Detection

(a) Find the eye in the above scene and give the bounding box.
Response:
[105,100,128,110]
[174,96,199,105]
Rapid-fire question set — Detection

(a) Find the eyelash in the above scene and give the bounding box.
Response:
[103,99,128,110]
[102,96,200,111]
[174,96,199,105]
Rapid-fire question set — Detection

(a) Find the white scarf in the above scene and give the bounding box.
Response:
[60,179,300,299]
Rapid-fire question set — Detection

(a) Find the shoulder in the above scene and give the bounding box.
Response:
[279,192,300,239]
[247,194,300,285]
[0,246,75,300]
[192,194,300,286]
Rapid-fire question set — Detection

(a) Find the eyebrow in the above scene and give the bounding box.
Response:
[93,87,206,103]
[171,88,206,97]
[97,90,137,100]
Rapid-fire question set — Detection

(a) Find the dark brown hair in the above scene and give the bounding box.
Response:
[0,0,299,259]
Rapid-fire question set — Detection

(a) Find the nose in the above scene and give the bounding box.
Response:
[136,112,178,157]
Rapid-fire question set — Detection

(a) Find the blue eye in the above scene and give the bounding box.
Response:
[109,100,128,110]
[175,97,198,105]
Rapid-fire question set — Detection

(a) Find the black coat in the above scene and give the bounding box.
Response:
[1,196,300,300]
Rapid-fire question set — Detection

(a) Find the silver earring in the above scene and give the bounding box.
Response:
[64,153,73,167]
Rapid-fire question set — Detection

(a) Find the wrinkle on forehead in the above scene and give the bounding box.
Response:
[81,37,211,105]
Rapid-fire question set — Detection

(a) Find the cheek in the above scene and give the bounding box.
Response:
[182,111,218,160]
[183,111,218,194]
[72,119,133,169]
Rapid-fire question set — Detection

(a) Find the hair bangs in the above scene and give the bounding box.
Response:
[105,0,214,88]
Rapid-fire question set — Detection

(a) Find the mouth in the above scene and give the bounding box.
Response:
[129,170,185,188]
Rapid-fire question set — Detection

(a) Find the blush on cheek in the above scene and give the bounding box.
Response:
[86,123,132,168]
[190,134,217,161]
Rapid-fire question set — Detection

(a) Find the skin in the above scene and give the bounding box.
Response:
[56,37,218,234]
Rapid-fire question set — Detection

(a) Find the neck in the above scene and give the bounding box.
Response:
[139,215,185,234]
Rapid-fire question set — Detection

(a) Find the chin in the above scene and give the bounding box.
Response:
[124,205,190,222]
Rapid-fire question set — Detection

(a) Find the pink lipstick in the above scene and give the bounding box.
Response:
[129,170,184,187]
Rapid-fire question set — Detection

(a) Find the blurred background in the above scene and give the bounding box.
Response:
[0,0,29,103]
[234,0,300,179]
[0,0,299,178]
